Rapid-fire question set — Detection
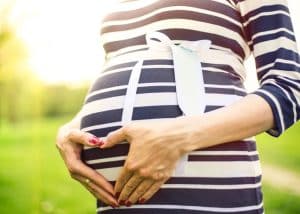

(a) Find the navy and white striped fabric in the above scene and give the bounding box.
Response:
[79,0,300,213]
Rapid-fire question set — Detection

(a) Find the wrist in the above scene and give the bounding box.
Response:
[175,113,222,154]
[169,116,208,154]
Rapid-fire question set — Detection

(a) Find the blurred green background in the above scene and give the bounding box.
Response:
[1,2,300,214]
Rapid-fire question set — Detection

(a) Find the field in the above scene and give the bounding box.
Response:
[0,117,299,213]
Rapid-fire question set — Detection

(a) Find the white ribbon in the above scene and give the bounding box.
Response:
[122,31,211,123]
[121,31,211,176]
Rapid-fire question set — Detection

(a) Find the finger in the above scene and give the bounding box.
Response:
[127,179,154,204]
[140,164,174,181]
[139,179,168,203]
[74,174,119,208]
[118,173,143,205]
[114,167,134,199]
[100,126,127,149]
[70,160,115,196]
[66,129,104,147]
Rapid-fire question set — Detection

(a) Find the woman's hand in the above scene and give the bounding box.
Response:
[100,118,190,206]
[55,125,119,208]
[97,94,276,206]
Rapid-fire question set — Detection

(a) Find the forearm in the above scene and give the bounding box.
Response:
[176,94,275,153]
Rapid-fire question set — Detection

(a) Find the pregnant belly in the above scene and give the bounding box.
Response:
[79,58,246,181]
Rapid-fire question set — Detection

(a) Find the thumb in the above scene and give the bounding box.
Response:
[100,127,127,149]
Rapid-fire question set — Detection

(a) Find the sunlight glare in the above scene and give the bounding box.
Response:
[8,0,118,84]
[6,0,300,91]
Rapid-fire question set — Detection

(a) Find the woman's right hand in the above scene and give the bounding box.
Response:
[55,124,119,208]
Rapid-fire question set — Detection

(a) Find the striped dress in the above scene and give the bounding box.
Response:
[79,0,300,213]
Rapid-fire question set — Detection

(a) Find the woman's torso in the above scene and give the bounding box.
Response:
[80,0,263,213]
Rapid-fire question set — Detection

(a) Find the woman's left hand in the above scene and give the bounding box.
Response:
[100,118,190,206]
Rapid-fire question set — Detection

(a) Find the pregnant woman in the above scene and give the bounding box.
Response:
[56,0,300,213]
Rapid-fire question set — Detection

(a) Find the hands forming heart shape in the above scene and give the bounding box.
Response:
[56,117,190,208]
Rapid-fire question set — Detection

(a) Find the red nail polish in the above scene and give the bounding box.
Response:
[125,201,132,207]
[89,137,99,145]
[98,138,105,146]
[119,200,125,205]
[138,198,146,204]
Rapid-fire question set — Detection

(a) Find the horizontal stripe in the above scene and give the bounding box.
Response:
[88,66,244,95]
[103,28,246,59]
[96,188,263,209]
[103,61,137,73]
[101,19,243,45]
[85,151,259,164]
[188,154,259,162]
[81,126,121,138]
[82,140,257,161]
[85,84,247,104]
[87,160,125,169]
[161,183,261,190]
[86,153,260,169]
[205,87,246,96]
[85,88,126,103]
[82,140,128,160]
[101,9,244,39]
[253,30,295,46]
[194,140,257,151]
[104,0,240,24]
[87,155,259,169]
[185,161,262,178]
[243,4,289,20]
[87,157,260,170]
[132,105,182,120]
[81,92,244,121]
[165,176,262,185]
[105,175,262,188]
[85,83,175,100]
[105,43,245,63]
[98,206,263,214]
[190,150,258,155]
[80,109,122,129]
[92,160,262,181]
[253,37,298,58]
[101,5,242,30]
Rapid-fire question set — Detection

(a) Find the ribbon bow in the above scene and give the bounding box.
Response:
[122,31,211,123]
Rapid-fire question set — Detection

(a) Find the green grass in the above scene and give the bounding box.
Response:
[262,184,300,214]
[256,122,300,173]
[0,117,94,213]
[0,118,299,213]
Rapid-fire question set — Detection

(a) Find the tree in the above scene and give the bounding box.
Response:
[0,3,43,124]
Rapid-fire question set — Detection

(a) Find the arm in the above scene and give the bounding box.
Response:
[170,94,274,153]
[183,0,300,151]
[235,0,300,137]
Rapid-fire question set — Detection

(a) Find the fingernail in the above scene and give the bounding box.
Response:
[111,201,120,208]
[89,137,104,146]
[98,141,105,147]
[119,200,125,205]
[125,201,132,207]
[138,198,146,204]
[98,138,105,147]
[89,137,99,145]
